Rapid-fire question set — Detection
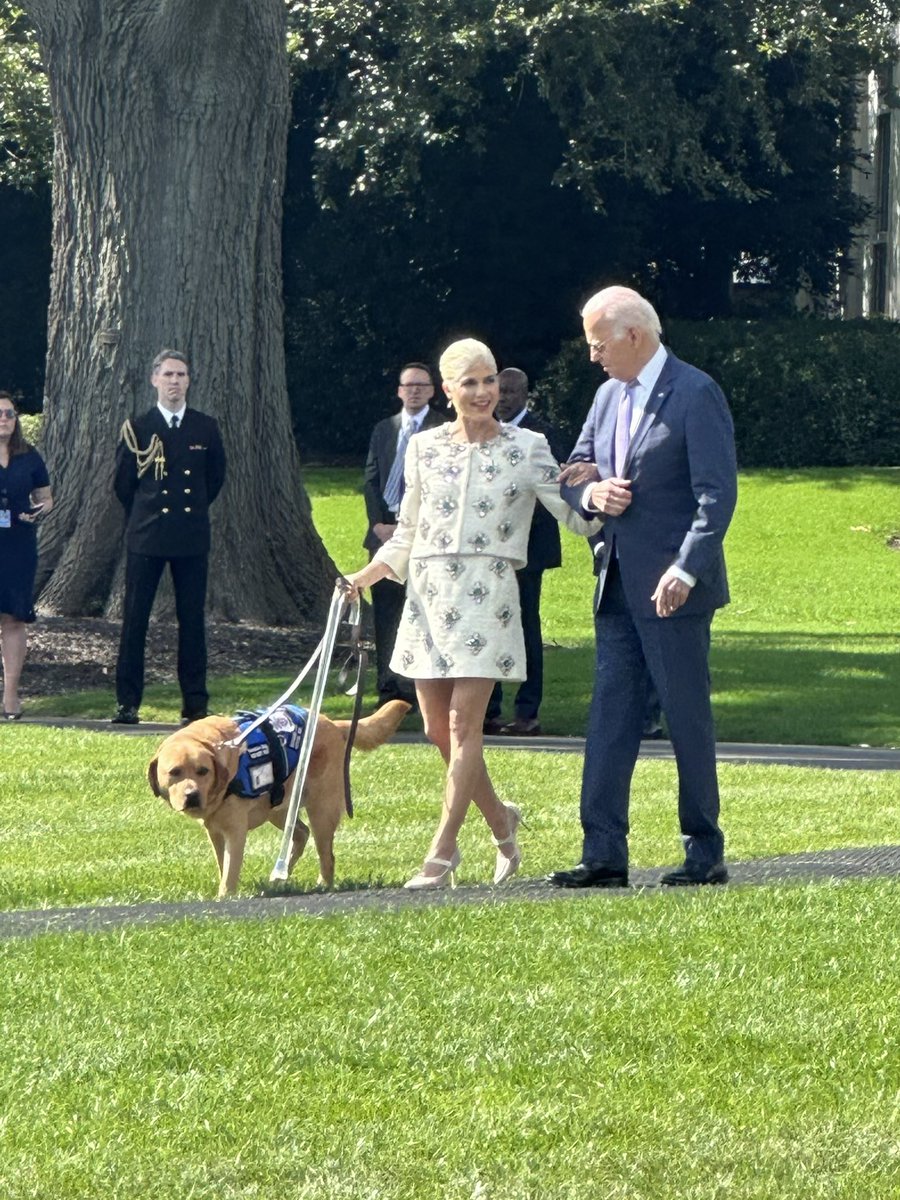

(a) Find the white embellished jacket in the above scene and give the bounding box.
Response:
[374,422,599,583]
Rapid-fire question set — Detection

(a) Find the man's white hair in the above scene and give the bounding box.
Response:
[581,286,661,337]
[439,338,497,382]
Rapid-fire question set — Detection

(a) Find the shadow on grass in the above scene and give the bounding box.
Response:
[541,630,899,746]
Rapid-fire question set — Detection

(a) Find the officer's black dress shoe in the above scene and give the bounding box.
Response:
[547,863,629,889]
[111,705,139,725]
[660,862,729,886]
[180,711,209,727]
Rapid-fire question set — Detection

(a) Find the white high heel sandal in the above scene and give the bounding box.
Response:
[404,850,462,890]
[492,803,527,884]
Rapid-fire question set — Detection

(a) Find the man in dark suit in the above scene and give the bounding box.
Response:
[112,349,226,725]
[549,286,737,888]
[363,362,446,706]
[483,368,565,737]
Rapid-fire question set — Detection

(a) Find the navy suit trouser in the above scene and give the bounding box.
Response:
[116,551,209,716]
[580,562,724,872]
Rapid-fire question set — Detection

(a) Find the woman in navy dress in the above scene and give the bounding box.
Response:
[0,394,54,718]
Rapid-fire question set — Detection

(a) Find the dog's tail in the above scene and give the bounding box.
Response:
[335,699,410,751]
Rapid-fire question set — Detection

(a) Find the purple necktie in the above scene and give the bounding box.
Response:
[613,381,636,476]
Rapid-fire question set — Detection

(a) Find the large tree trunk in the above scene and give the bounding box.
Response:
[23,0,334,625]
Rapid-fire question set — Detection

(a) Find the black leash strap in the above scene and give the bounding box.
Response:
[335,578,368,819]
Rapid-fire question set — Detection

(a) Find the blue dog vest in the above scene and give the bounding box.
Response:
[229,705,309,806]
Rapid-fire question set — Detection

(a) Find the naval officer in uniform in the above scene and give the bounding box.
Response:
[112,349,226,725]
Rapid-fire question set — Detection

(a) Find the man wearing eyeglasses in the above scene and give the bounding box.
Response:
[112,349,226,726]
[549,286,737,890]
[362,362,446,707]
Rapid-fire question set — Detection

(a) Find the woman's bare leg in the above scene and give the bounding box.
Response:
[0,614,27,714]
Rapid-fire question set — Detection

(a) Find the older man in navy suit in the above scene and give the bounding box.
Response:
[549,286,737,888]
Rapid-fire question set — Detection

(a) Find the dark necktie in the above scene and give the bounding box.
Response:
[170,415,179,430]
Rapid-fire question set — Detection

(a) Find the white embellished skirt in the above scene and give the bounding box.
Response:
[390,554,526,682]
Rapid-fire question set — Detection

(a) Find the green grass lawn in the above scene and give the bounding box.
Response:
[26,466,898,745]
[2,711,899,1195]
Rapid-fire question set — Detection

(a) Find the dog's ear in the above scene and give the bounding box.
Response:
[147,756,162,796]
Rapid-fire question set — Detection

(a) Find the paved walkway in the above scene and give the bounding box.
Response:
[3,845,898,942]
[19,717,900,771]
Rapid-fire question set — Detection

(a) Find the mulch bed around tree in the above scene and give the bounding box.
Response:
[22,615,322,698]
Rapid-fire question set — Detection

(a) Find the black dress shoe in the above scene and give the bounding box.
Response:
[180,711,209,727]
[483,717,506,735]
[111,705,139,725]
[547,863,629,889]
[660,862,729,886]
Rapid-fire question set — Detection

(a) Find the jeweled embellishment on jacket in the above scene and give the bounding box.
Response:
[496,604,514,627]
[479,461,500,482]
[445,558,465,579]
[401,650,415,670]
[488,559,509,577]
[436,654,454,676]
[541,464,558,482]
[496,653,516,676]
[407,600,421,623]
[414,559,428,576]
[465,632,487,655]
[432,530,453,550]
[504,446,525,466]
[441,463,463,483]
[468,532,490,553]
[503,482,520,503]
[435,495,458,518]
[424,581,438,603]
[473,497,495,518]
[498,521,513,542]
[468,581,489,604]
[419,518,431,538]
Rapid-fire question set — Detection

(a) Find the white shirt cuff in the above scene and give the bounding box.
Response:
[670,565,696,588]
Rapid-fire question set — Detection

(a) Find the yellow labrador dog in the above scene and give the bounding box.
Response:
[148,700,409,896]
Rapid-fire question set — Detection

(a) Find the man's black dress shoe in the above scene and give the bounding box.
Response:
[111,705,139,725]
[547,864,629,889]
[180,711,209,727]
[660,862,729,886]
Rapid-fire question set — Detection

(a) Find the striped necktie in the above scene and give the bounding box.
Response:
[383,421,413,512]
[613,380,637,476]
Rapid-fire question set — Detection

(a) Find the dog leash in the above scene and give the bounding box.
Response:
[270,582,353,883]
[336,597,368,819]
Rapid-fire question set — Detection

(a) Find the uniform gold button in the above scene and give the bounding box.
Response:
[184,506,192,512]
[162,507,169,513]
[184,469,191,475]
[184,488,191,494]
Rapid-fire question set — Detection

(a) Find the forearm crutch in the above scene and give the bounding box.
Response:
[269,583,356,882]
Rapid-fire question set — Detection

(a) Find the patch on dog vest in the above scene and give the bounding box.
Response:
[229,705,309,806]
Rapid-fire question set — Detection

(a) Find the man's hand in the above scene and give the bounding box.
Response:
[558,461,599,487]
[651,570,690,618]
[587,478,632,516]
[373,522,397,544]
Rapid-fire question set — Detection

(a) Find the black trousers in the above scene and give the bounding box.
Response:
[116,552,209,716]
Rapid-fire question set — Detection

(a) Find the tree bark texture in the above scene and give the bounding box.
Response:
[23,0,335,624]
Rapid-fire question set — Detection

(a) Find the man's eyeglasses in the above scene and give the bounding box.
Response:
[400,382,432,389]
[0,408,17,419]
[588,337,614,355]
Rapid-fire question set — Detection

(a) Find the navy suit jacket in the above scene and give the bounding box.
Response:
[564,350,737,620]
[362,407,447,554]
[517,410,566,572]
[114,407,226,557]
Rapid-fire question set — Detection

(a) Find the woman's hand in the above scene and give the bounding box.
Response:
[337,562,391,602]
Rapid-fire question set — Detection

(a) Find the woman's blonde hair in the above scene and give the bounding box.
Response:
[439,338,497,383]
